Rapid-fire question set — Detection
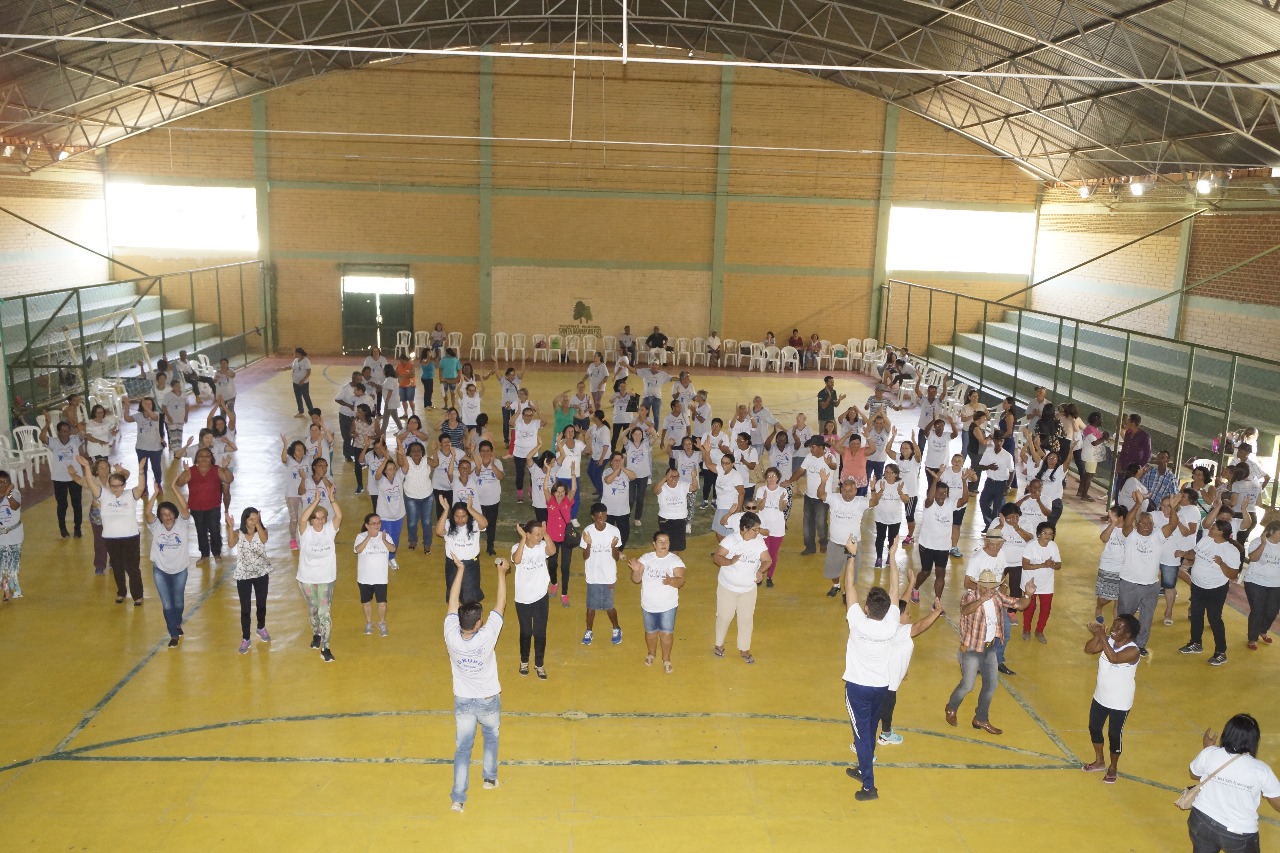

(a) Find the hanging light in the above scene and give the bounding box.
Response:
[1129,179,1146,196]
[1078,183,1092,199]
[1195,175,1213,194]
[55,148,70,161]
[1,145,13,157]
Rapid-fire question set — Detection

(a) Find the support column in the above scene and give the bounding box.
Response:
[1167,216,1194,339]
[252,95,276,353]
[868,104,899,340]
[478,57,494,337]
[708,64,733,335]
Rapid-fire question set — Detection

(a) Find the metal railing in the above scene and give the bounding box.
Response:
[882,277,1280,508]
[3,261,271,421]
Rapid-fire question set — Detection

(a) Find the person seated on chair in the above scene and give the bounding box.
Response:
[787,329,805,350]
[645,326,670,355]
[805,334,822,370]
[706,331,722,366]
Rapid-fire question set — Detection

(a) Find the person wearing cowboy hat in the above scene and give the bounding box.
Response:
[966,528,1020,676]
[945,568,1036,735]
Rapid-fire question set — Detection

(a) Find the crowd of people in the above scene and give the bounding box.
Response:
[6,334,1279,846]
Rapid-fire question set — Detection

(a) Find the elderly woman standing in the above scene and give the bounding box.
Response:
[175,446,234,564]
[297,481,343,662]
[76,456,147,605]
[1186,714,1280,851]
[143,487,194,648]
[227,507,272,654]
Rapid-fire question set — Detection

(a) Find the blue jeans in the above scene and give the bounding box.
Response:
[979,477,1008,528]
[380,518,403,553]
[866,460,885,484]
[404,496,433,550]
[136,448,163,487]
[152,566,187,638]
[995,609,1013,665]
[844,681,887,791]
[587,458,605,496]
[452,694,501,804]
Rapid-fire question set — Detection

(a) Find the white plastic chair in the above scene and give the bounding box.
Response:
[564,335,583,363]
[646,347,667,366]
[548,334,564,363]
[674,338,691,366]
[414,331,429,354]
[747,344,768,372]
[779,345,800,373]
[582,334,598,358]
[394,331,413,359]
[763,345,783,372]
[691,337,709,367]
[829,342,853,371]
[469,333,486,361]
[860,347,885,375]
[601,336,617,364]
[510,333,527,362]
[532,334,553,362]
[12,426,49,475]
[0,436,31,488]
[721,339,739,368]
[447,331,463,351]
[491,332,509,362]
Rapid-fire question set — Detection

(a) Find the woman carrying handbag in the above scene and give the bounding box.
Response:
[1181,713,1280,851]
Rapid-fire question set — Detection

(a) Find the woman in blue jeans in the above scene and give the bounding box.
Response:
[144,488,194,648]
[123,395,165,492]
[401,439,434,553]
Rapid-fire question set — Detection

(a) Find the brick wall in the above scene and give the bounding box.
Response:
[102,54,1039,355]
[0,171,109,298]
[1187,213,1280,307]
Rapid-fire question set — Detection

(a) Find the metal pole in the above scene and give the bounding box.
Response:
[1110,334,1134,485]
[189,271,198,355]
[906,285,913,354]
[950,294,958,376]
[1012,310,1023,402]
[1067,322,1079,403]
[75,290,86,394]
[239,264,248,367]
[927,288,934,362]
[20,297,32,418]
[978,302,988,394]
[1218,356,1239,481]
[157,277,167,362]
[215,267,225,361]
[1053,318,1063,401]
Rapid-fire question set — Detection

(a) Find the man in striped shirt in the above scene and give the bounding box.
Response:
[945,569,1036,736]
[1138,451,1179,510]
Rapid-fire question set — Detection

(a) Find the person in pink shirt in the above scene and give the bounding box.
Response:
[838,432,876,497]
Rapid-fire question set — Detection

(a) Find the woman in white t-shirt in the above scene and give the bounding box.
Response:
[76,455,147,604]
[1020,522,1061,643]
[670,435,703,528]
[355,514,396,637]
[1094,505,1127,623]
[280,437,310,550]
[611,379,636,448]
[144,489,194,647]
[624,423,656,527]
[374,455,408,570]
[122,395,165,491]
[509,405,543,501]
[1181,518,1241,664]
[700,419,733,508]
[400,438,435,554]
[512,519,556,679]
[555,426,587,519]
[83,403,120,456]
[628,531,687,673]
[1245,522,1280,648]
[887,440,922,545]
[0,472,24,600]
[712,512,772,663]
[435,494,488,605]
[297,484,342,661]
[757,467,789,587]
[653,467,698,553]
[707,450,744,542]
[602,451,636,547]
[1187,714,1280,850]
[868,463,908,570]
[459,382,483,433]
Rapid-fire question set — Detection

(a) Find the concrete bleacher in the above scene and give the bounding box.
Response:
[925,310,1279,472]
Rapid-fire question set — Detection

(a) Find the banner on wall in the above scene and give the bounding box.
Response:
[492,266,712,342]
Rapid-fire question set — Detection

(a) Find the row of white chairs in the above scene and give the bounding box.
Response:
[387,330,892,377]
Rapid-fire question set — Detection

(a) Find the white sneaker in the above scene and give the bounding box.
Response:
[450,801,464,813]
[483,779,499,790]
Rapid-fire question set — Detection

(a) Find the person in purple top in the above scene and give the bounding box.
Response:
[1115,414,1151,500]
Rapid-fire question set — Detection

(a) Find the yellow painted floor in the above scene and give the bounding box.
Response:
[1,359,1276,851]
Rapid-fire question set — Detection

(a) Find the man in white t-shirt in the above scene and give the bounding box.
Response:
[636,366,672,420]
[878,596,947,746]
[1117,497,1184,654]
[819,473,870,598]
[978,442,1014,528]
[841,540,901,801]
[784,437,838,555]
[443,553,508,812]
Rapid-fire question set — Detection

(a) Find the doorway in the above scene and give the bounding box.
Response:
[340,265,414,354]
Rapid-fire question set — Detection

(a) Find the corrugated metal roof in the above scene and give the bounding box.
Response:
[0,0,1277,180]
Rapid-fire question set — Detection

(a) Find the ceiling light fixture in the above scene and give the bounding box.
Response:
[1129,179,1146,196]
[1,145,13,157]
[1078,183,1092,199]
[1195,176,1212,194]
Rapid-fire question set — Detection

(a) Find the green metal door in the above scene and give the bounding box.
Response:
[340,265,414,354]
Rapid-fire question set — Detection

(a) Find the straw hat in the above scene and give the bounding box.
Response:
[976,569,1001,587]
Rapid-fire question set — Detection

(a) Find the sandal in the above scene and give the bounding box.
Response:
[1103,769,1118,784]
[741,652,755,664]
[663,660,673,674]
[713,646,725,657]
[644,654,654,667]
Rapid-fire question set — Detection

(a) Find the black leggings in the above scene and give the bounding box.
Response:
[608,514,631,549]
[549,540,572,595]
[1189,583,1229,656]
[514,455,528,492]
[874,522,901,561]
[879,689,898,734]
[53,479,83,534]
[192,507,222,558]
[237,575,269,640]
[105,535,143,601]
[629,476,649,521]
[1088,698,1129,754]
[516,595,549,666]
[701,469,717,502]
[482,503,500,553]
[1246,582,1280,643]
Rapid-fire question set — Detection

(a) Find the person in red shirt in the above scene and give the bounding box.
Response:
[176,447,234,561]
